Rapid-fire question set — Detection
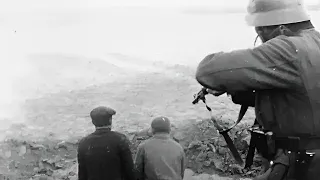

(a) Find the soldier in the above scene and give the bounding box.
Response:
[77,106,136,180]
[195,0,320,179]
[134,116,186,180]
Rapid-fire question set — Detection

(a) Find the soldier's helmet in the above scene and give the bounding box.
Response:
[245,0,311,27]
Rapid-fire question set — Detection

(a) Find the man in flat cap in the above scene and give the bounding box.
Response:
[134,116,186,180]
[77,106,136,180]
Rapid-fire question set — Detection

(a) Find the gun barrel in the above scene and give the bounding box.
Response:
[192,98,199,104]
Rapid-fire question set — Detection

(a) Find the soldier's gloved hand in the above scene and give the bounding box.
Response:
[206,89,225,96]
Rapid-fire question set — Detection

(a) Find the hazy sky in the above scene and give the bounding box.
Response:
[2,0,319,12]
[0,0,319,124]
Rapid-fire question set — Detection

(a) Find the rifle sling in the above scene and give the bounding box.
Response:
[221,105,249,133]
[203,100,249,165]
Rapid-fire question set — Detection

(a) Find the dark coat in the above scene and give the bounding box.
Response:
[196,28,320,137]
[77,128,136,180]
[195,28,320,180]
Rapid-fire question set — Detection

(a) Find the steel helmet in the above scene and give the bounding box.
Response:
[245,0,311,27]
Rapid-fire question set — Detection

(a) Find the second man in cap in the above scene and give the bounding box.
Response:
[134,116,186,180]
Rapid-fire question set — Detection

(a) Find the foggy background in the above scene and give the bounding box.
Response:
[0,0,319,130]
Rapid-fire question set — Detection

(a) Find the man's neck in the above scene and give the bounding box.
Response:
[153,132,170,139]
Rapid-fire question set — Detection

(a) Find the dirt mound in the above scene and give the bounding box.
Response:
[19,70,255,140]
[132,119,263,177]
[0,138,78,180]
[0,119,261,180]
[0,61,258,179]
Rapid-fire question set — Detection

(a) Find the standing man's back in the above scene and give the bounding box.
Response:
[77,106,136,180]
[135,116,186,180]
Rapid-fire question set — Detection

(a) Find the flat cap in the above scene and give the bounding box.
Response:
[90,106,116,127]
[151,116,171,133]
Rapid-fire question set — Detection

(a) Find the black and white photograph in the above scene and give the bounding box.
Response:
[0,0,320,179]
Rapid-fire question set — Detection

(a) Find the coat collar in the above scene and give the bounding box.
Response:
[153,133,170,139]
[94,126,112,133]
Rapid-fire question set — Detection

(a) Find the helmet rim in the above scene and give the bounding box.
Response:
[245,0,311,27]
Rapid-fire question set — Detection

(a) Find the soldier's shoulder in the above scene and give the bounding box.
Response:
[260,35,303,58]
[273,33,308,48]
[266,35,294,46]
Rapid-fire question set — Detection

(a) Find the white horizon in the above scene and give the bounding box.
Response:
[1,0,319,12]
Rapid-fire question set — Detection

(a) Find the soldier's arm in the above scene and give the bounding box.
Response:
[195,36,302,93]
[119,135,136,180]
[134,143,145,180]
[230,91,255,107]
[77,144,87,180]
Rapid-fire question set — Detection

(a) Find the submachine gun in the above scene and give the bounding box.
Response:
[192,87,249,166]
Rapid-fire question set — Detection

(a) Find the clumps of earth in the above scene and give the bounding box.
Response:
[0,54,262,180]
[0,119,264,180]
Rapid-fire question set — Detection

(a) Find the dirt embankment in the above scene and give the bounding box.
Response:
[0,119,261,180]
[0,55,260,179]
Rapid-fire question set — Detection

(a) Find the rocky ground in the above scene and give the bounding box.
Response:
[0,55,262,179]
[0,120,262,180]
